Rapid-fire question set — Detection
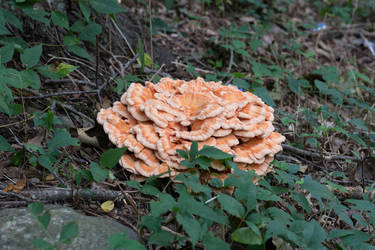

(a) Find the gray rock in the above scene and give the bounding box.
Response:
[0,206,138,250]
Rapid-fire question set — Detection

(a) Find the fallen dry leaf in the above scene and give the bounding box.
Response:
[101,200,115,213]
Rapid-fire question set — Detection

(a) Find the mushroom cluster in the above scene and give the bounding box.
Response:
[97,77,285,181]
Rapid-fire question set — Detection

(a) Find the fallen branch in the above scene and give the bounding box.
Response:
[282,144,361,162]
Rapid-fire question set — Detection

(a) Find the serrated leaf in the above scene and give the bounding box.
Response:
[100,147,127,168]
[176,213,201,246]
[19,70,41,89]
[328,229,372,247]
[301,175,334,200]
[90,162,108,182]
[51,11,69,29]
[0,134,14,152]
[89,0,125,14]
[164,0,174,10]
[150,193,177,217]
[0,43,14,64]
[59,222,79,243]
[218,193,245,218]
[148,230,175,247]
[38,155,53,171]
[291,192,312,214]
[232,227,262,245]
[37,210,51,230]
[101,200,115,212]
[21,45,42,68]
[194,156,210,170]
[28,202,44,216]
[198,145,233,160]
[48,129,79,152]
[140,184,160,195]
[252,86,275,107]
[108,232,146,250]
[189,141,198,160]
[233,78,250,90]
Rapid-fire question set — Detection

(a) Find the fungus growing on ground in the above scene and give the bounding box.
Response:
[97,77,285,183]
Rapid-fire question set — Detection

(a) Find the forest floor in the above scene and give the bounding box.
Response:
[0,0,374,249]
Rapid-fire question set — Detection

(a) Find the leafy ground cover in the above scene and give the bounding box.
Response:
[0,0,374,249]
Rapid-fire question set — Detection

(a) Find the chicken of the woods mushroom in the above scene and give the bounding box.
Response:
[97,77,285,183]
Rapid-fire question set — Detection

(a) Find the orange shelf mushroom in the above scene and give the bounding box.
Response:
[97,77,285,182]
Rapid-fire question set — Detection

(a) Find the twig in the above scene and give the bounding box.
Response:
[111,18,136,56]
[0,190,35,202]
[226,48,234,73]
[56,101,94,125]
[10,129,69,188]
[45,79,96,87]
[275,153,301,163]
[172,61,215,74]
[149,64,165,82]
[15,89,99,100]
[282,144,361,162]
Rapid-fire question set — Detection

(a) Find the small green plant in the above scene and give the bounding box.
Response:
[28,202,79,250]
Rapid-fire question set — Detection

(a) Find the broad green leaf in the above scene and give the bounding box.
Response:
[176,213,201,246]
[176,149,188,159]
[198,145,233,160]
[217,193,245,218]
[233,78,250,90]
[0,24,10,35]
[164,0,174,10]
[1,8,23,31]
[140,184,160,196]
[194,156,211,170]
[328,229,373,247]
[79,23,102,42]
[37,210,51,230]
[108,232,145,250]
[291,192,311,214]
[36,65,63,79]
[151,193,177,217]
[21,45,42,68]
[51,11,69,29]
[301,175,334,200]
[31,239,52,249]
[189,141,198,160]
[59,222,79,243]
[203,232,230,250]
[141,216,162,232]
[48,129,79,152]
[252,86,275,107]
[330,200,353,227]
[23,9,50,26]
[28,202,44,216]
[148,230,175,247]
[137,38,144,72]
[89,0,125,14]
[90,162,108,182]
[0,43,14,64]
[290,219,326,249]
[100,147,127,168]
[287,77,310,95]
[19,70,41,89]
[67,45,93,61]
[79,0,91,22]
[346,199,375,211]
[38,155,53,171]
[232,227,262,245]
[0,134,14,152]
[55,63,78,77]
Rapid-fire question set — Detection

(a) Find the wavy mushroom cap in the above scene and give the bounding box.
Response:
[97,77,285,183]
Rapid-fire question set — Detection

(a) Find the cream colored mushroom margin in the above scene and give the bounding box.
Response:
[97,77,285,182]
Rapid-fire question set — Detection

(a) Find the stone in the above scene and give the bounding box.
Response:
[0,206,138,250]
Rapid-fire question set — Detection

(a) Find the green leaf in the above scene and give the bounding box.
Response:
[301,175,334,200]
[21,45,42,68]
[79,0,91,22]
[233,78,250,90]
[252,86,275,107]
[36,65,63,79]
[290,219,326,249]
[176,213,201,246]
[32,238,52,249]
[198,145,233,160]
[232,227,262,245]
[19,70,41,89]
[108,232,146,250]
[291,192,311,214]
[55,63,78,77]
[188,141,198,160]
[67,45,93,61]
[51,11,69,29]
[0,135,14,152]
[1,8,23,31]
[176,149,188,159]
[148,230,175,247]
[59,222,79,244]
[346,199,375,211]
[217,193,245,218]
[194,156,211,170]
[150,193,177,217]
[90,162,108,182]
[287,77,310,95]
[23,9,50,26]
[140,184,160,196]
[48,129,79,152]
[38,155,53,171]
[89,0,125,14]
[37,210,51,230]
[203,232,230,250]
[79,23,102,42]
[0,43,14,64]
[164,0,174,10]
[100,148,127,168]
[28,202,44,216]
[328,229,373,247]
